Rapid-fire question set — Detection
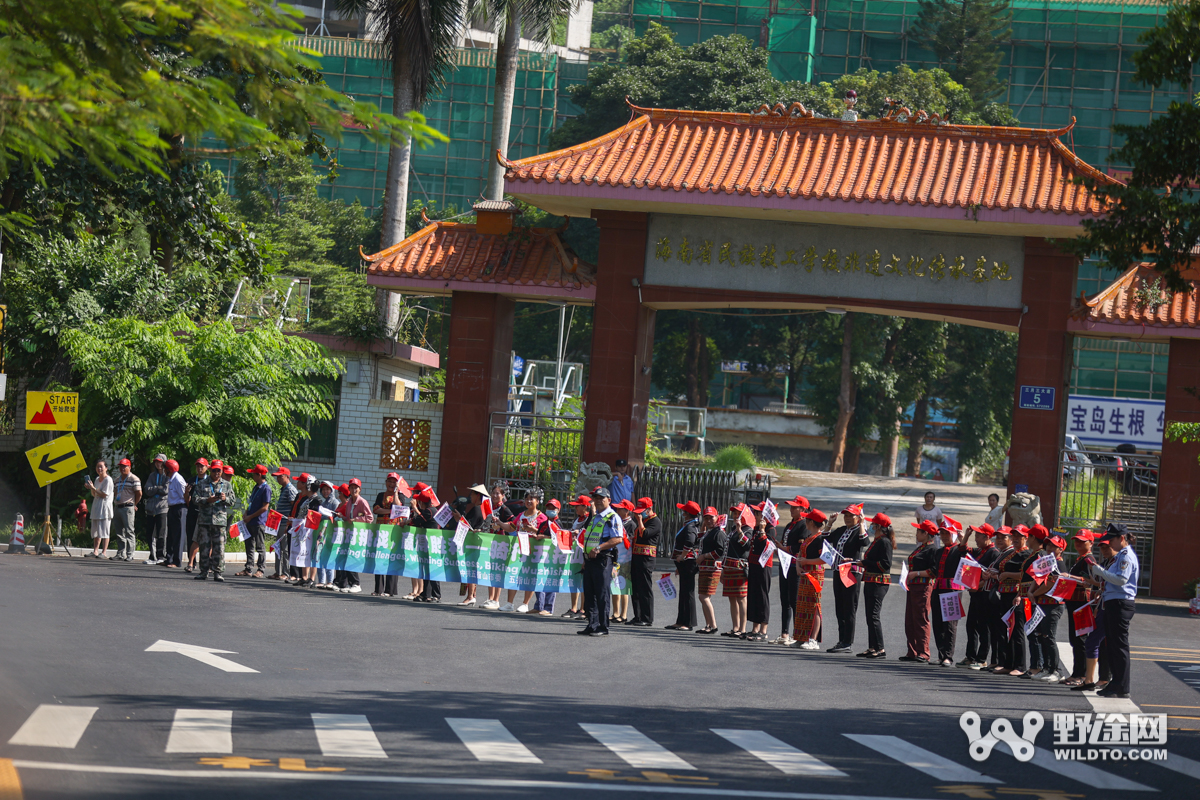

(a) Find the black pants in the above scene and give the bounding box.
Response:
[420,580,441,601]
[674,561,698,628]
[931,590,959,662]
[631,556,654,624]
[862,582,888,651]
[778,565,799,635]
[1032,603,1064,674]
[987,593,1010,667]
[1003,595,1029,671]
[965,590,994,662]
[1103,598,1135,693]
[374,574,399,595]
[146,512,167,561]
[832,577,861,645]
[747,561,771,625]
[274,532,289,576]
[334,570,360,589]
[582,557,612,633]
[164,505,186,567]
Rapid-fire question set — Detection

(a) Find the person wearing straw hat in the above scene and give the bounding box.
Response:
[826,502,869,653]
[665,501,702,631]
[453,484,490,606]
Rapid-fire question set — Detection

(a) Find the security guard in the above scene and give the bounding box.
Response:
[194,460,232,582]
[577,487,623,637]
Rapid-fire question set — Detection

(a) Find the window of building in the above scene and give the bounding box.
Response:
[297,377,341,463]
[381,417,432,471]
[1070,338,1169,401]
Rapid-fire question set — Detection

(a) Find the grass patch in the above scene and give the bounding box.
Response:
[712,445,756,472]
[1059,475,1122,526]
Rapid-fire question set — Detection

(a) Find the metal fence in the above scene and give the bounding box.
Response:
[486,411,583,508]
[1056,447,1159,592]
[630,465,740,555]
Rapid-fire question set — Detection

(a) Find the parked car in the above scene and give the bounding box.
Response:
[1063,434,1093,480]
[1083,443,1158,496]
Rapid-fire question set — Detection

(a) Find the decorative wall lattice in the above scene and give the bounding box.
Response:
[381,417,432,471]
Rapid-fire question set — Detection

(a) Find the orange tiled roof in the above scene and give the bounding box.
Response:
[1074,263,1200,332]
[503,104,1121,217]
[363,220,595,293]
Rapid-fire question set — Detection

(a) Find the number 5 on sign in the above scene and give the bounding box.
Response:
[26,433,88,487]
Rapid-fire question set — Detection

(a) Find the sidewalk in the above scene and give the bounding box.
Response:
[10,547,253,563]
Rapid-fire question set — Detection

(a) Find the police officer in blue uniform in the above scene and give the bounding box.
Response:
[578,487,623,637]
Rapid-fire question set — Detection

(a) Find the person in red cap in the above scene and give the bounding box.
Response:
[824,503,869,654]
[792,508,831,650]
[369,472,407,599]
[111,457,142,561]
[1022,526,1067,681]
[773,496,809,645]
[992,524,1032,674]
[142,454,171,565]
[270,467,297,581]
[480,481,519,610]
[627,497,660,626]
[607,499,637,623]
[1062,530,1101,686]
[333,478,371,594]
[183,457,210,572]
[665,501,702,631]
[193,460,232,582]
[899,519,940,662]
[235,465,272,578]
[746,503,777,642]
[959,523,1001,669]
[858,513,894,658]
[981,525,1015,672]
[559,494,594,619]
[162,458,188,568]
[720,504,753,638]
[694,506,727,635]
[927,519,968,667]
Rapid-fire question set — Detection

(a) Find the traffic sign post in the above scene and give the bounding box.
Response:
[25,434,88,557]
[25,391,79,431]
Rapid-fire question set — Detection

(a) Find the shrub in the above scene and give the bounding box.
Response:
[712,445,755,472]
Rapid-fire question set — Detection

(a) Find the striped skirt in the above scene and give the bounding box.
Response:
[721,564,748,597]
[698,554,722,596]
[793,569,823,642]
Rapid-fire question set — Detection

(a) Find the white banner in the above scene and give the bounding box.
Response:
[291,528,315,567]
[1066,394,1164,449]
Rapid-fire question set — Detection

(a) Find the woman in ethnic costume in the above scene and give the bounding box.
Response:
[858,512,894,659]
[721,503,753,638]
[899,519,939,663]
[746,503,776,642]
[695,507,726,635]
[792,508,830,651]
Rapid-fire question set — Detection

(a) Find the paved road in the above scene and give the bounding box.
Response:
[2,554,1198,799]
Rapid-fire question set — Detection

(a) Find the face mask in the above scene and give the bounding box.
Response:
[546,509,559,520]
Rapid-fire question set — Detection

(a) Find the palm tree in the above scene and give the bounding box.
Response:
[336,0,462,247]
[479,0,578,200]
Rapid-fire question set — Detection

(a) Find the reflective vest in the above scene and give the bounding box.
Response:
[583,509,617,552]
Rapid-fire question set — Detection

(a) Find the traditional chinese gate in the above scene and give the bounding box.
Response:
[1057,446,1158,591]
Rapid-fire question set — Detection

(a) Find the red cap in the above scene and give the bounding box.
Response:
[1048,535,1067,549]
[702,506,719,518]
[413,482,430,493]
[348,478,362,488]
[803,508,828,524]
[941,514,964,533]
[1029,524,1050,541]
[615,499,636,511]
[785,495,810,508]
[634,497,654,511]
[677,500,702,516]
[996,525,1013,536]
[222,465,234,475]
[968,523,997,537]
[1012,524,1030,536]
[296,472,313,484]
[729,502,746,513]
[569,495,592,507]
[271,467,291,477]
[208,460,224,469]
[910,519,939,535]
[841,502,865,516]
[118,458,131,466]
[546,498,562,509]
[1071,530,1096,541]
[386,472,401,482]
[195,457,209,467]
[750,502,766,512]
[246,464,268,476]
[165,459,180,472]
[338,483,350,495]
[870,512,892,527]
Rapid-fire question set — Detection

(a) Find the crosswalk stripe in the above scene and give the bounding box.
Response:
[1026,747,1156,791]
[843,734,1001,783]
[310,714,387,759]
[579,723,694,770]
[165,709,232,754]
[711,729,847,776]
[1082,690,1141,715]
[1158,752,1200,782]
[445,718,542,764]
[7,705,98,749]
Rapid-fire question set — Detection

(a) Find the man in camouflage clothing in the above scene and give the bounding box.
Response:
[194,459,232,582]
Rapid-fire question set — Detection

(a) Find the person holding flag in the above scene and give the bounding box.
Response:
[772,497,809,645]
[746,502,777,642]
[193,460,232,583]
[993,525,1032,675]
[559,495,593,620]
[1062,530,1101,686]
[453,484,490,606]
[899,520,940,662]
[577,487,624,637]
[959,523,999,669]
[695,507,729,635]
[858,513,894,658]
[1026,531,1069,682]
[720,503,755,638]
[627,497,661,627]
[1071,535,1115,692]
[981,526,1014,672]
[608,499,636,623]
[792,508,831,651]
[929,517,967,667]
[825,503,870,654]
[530,497,564,616]
[1018,525,1056,678]
[665,501,701,631]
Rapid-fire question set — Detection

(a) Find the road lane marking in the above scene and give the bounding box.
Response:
[145,640,258,673]
[7,706,97,749]
[579,724,694,770]
[165,710,232,754]
[711,729,846,776]
[9,758,985,799]
[1157,752,1200,782]
[310,714,387,759]
[445,718,542,764]
[842,735,1000,783]
[1025,747,1156,791]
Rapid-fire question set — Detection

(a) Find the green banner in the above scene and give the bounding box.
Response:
[314,521,582,593]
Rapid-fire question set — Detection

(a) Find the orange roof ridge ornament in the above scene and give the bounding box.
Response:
[1069,262,1200,337]
[752,101,815,119]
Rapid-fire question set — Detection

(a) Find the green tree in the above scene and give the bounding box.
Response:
[61,315,341,467]
[910,0,1012,104]
[1066,1,1200,293]
[939,326,1017,472]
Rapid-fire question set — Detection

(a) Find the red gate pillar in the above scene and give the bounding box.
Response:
[582,211,656,467]
[1010,238,1076,522]
[1153,337,1200,598]
[438,291,515,496]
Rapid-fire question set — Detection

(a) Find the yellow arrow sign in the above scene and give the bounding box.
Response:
[25,391,79,431]
[26,434,88,487]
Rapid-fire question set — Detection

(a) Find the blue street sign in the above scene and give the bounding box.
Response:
[1018,386,1055,411]
[1014,484,1028,495]
[511,355,525,379]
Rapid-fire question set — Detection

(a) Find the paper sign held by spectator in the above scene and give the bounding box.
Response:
[657,574,677,600]
[516,532,531,556]
[1028,553,1056,583]
[762,499,779,526]
[433,502,453,528]
[716,514,728,529]
[819,540,838,567]
[938,591,964,621]
[390,504,410,521]
[452,517,470,550]
[776,548,794,577]
[758,540,777,568]
[1024,604,1046,636]
[899,560,910,591]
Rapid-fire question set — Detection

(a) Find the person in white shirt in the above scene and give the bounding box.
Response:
[984,493,1005,531]
[914,492,944,528]
[85,460,114,558]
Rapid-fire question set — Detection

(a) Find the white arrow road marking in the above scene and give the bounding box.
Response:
[145,640,258,673]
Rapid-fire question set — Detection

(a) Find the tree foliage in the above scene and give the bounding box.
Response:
[1066,1,1200,294]
[911,0,1012,104]
[61,315,341,467]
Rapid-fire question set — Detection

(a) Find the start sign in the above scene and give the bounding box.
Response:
[25,391,79,431]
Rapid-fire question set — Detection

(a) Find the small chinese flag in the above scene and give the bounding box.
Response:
[738,506,755,529]
[305,510,322,529]
[838,562,857,588]
[953,557,983,590]
[1072,602,1096,636]
[481,497,493,517]
[1002,606,1018,639]
[396,476,411,495]
[265,510,283,533]
[1049,575,1078,601]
